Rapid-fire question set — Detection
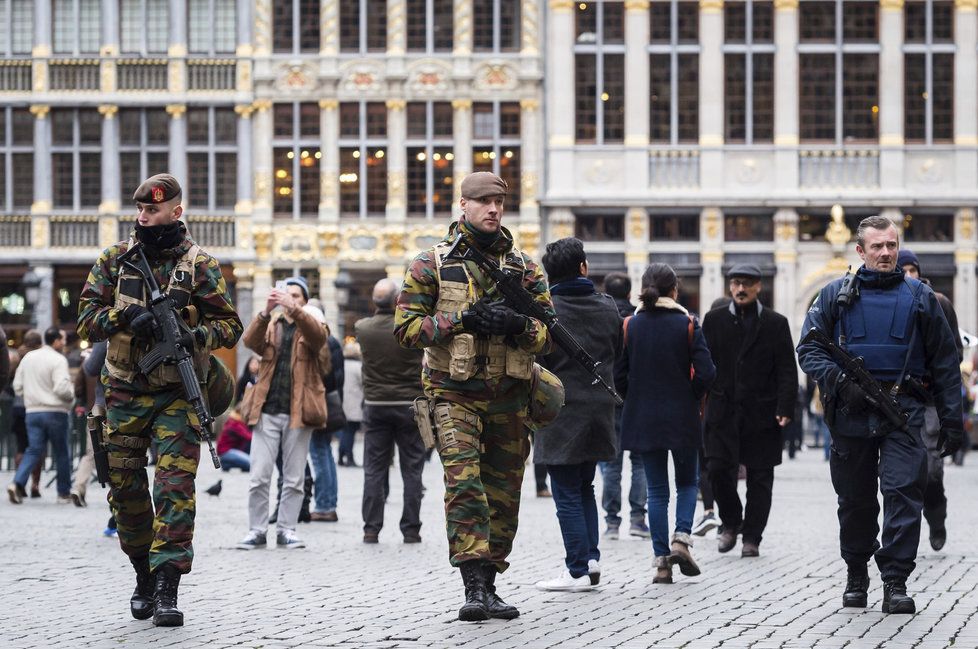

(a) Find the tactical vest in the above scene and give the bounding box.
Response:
[105,239,211,387]
[834,278,926,381]
[423,240,535,381]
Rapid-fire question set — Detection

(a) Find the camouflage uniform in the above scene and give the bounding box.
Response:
[77,226,242,574]
[395,221,553,572]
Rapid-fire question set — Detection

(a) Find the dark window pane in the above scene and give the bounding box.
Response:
[933,52,954,141]
[147,151,168,176]
[473,147,494,176]
[903,212,954,242]
[340,1,360,51]
[754,1,773,42]
[273,148,293,217]
[79,109,100,144]
[904,53,926,142]
[187,108,210,144]
[843,1,877,42]
[2,155,8,210]
[576,54,597,142]
[367,0,387,51]
[340,103,360,137]
[603,54,625,143]
[933,1,953,42]
[366,102,387,137]
[187,152,210,208]
[52,153,73,208]
[215,152,236,209]
[677,53,698,143]
[650,3,670,43]
[406,103,427,137]
[432,102,453,137]
[12,153,32,209]
[725,2,746,43]
[79,152,100,207]
[12,109,33,145]
[272,0,293,52]
[121,152,141,202]
[474,2,494,50]
[725,54,747,142]
[574,215,624,241]
[650,53,671,142]
[724,214,774,241]
[473,103,494,139]
[904,1,925,42]
[603,1,624,44]
[147,110,169,144]
[800,2,835,42]
[577,1,597,43]
[119,109,142,145]
[52,110,74,145]
[300,103,319,137]
[214,108,236,144]
[406,0,425,50]
[298,0,320,52]
[800,53,836,141]
[339,147,360,216]
[274,104,293,138]
[650,214,699,241]
[842,53,878,141]
[366,147,387,216]
[299,147,319,216]
[500,0,520,51]
[431,147,452,214]
[500,102,521,137]
[406,146,426,216]
[433,0,453,50]
[498,146,520,207]
[753,52,774,141]
[677,2,698,43]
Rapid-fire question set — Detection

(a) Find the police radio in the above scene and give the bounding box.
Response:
[836,266,859,308]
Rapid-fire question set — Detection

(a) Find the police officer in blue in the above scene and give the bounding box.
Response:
[797,215,963,615]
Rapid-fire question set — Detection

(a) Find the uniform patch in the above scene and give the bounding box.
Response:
[152,186,164,202]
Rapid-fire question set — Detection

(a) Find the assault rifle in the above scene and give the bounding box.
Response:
[801,327,908,437]
[118,243,221,469]
[445,233,624,406]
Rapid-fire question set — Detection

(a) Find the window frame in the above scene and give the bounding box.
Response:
[340,0,387,53]
[50,108,101,211]
[121,0,169,55]
[406,0,454,53]
[272,102,320,220]
[0,107,33,213]
[338,101,388,219]
[902,0,955,144]
[405,101,454,220]
[186,106,238,213]
[722,0,776,144]
[189,0,237,55]
[473,0,521,53]
[53,0,101,55]
[118,108,169,205]
[273,0,320,54]
[472,101,522,208]
[1,0,33,56]
[575,0,627,144]
[647,0,701,145]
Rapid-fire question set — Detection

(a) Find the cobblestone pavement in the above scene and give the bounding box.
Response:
[2,444,977,649]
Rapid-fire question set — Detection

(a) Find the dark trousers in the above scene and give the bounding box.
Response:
[921,407,947,533]
[829,424,928,581]
[547,462,600,579]
[709,458,774,545]
[698,446,714,511]
[361,405,426,536]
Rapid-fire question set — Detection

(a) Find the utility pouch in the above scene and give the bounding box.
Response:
[87,405,110,487]
[448,334,476,381]
[412,397,437,451]
[107,331,136,369]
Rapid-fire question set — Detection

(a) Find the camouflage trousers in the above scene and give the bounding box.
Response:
[104,385,201,574]
[432,385,531,573]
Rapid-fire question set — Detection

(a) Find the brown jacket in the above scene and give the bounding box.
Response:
[243,306,328,429]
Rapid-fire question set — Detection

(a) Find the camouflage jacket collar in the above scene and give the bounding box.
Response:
[445,220,514,256]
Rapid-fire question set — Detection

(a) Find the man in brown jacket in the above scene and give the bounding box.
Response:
[236,277,327,550]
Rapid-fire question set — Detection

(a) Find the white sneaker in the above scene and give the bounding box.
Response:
[276,529,306,549]
[236,529,267,550]
[56,495,72,505]
[588,560,601,586]
[535,570,594,592]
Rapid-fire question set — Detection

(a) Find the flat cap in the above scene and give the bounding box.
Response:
[460,172,508,200]
[726,263,762,279]
[133,173,182,204]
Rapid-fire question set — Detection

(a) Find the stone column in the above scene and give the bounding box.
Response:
[166,104,188,191]
[34,264,54,331]
[233,264,255,370]
[546,207,575,247]
[319,99,339,221]
[321,0,339,55]
[955,0,978,187]
[547,1,576,198]
[234,104,254,215]
[774,0,799,189]
[955,208,978,333]
[100,0,119,55]
[252,100,273,219]
[699,0,724,146]
[454,0,472,55]
[879,0,904,190]
[33,0,51,56]
[30,105,51,214]
[388,0,406,54]
[98,105,120,214]
[253,0,271,55]
[773,208,799,336]
[237,0,253,48]
[319,264,340,335]
[452,99,472,206]
[253,265,273,314]
[700,208,724,307]
[386,99,407,221]
[169,0,187,55]
[624,1,650,190]
[625,207,649,303]
[520,98,542,224]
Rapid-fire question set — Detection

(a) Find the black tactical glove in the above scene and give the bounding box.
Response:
[485,304,528,336]
[122,305,157,339]
[460,300,494,335]
[835,374,870,415]
[938,423,965,458]
[176,326,208,352]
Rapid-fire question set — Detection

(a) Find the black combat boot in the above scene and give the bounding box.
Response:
[882,579,915,614]
[130,556,155,620]
[842,563,869,608]
[483,564,519,620]
[457,560,490,622]
[152,565,184,627]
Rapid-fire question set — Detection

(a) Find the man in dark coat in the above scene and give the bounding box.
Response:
[534,238,621,592]
[702,263,798,557]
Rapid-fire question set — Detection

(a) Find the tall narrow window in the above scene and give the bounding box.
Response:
[406,0,454,52]
[272,103,320,219]
[649,0,700,144]
[51,108,101,210]
[472,102,522,208]
[53,0,101,55]
[0,108,33,212]
[473,0,521,52]
[406,102,454,219]
[273,0,320,54]
[339,102,388,218]
[904,0,954,143]
[186,107,238,212]
[121,0,169,54]
[119,109,169,204]
[189,0,237,54]
[723,1,774,143]
[799,0,880,143]
[0,0,33,56]
[340,0,387,52]
[575,1,625,143]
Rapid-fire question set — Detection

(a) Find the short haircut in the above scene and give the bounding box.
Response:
[603,272,631,300]
[22,329,42,349]
[43,327,62,346]
[542,237,587,284]
[856,215,896,247]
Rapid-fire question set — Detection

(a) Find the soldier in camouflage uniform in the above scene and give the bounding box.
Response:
[395,171,554,622]
[77,174,242,627]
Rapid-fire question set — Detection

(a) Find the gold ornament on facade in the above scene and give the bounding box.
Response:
[773,0,799,9]
[236,218,254,251]
[386,99,406,111]
[475,63,517,91]
[98,105,118,118]
[628,209,647,239]
[702,209,721,239]
[956,0,978,9]
[319,99,339,110]
[825,204,851,248]
[454,0,472,53]
[549,0,574,10]
[318,227,341,259]
[388,170,406,201]
[452,99,472,111]
[29,105,50,119]
[880,0,904,9]
[624,0,650,10]
[234,104,255,118]
[236,60,252,92]
[99,217,118,248]
[165,104,187,119]
[699,0,723,12]
[168,61,184,93]
[32,61,47,92]
[520,98,539,112]
[959,209,976,240]
[521,172,538,206]
[253,0,271,53]
[253,226,273,259]
[233,263,256,289]
[252,99,272,113]
[517,224,541,259]
[100,60,116,93]
[339,226,382,263]
[388,0,406,52]
[254,172,271,202]
[775,223,797,242]
[32,217,50,249]
[271,225,319,262]
[384,228,408,260]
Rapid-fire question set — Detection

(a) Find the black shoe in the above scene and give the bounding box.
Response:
[930,526,947,551]
[268,507,278,525]
[152,566,184,627]
[842,564,869,608]
[483,564,519,620]
[717,528,737,553]
[298,507,311,524]
[458,561,490,622]
[882,579,915,614]
[130,557,155,620]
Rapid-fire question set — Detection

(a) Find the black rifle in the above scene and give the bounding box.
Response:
[801,327,908,436]
[445,233,624,406]
[118,243,221,469]
[87,404,110,487]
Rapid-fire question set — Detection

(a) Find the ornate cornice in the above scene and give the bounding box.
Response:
[97,105,118,118]
[29,105,50,119]
[165,104,187,118]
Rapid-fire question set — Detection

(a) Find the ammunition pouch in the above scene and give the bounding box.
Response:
[432,401,483,451]
[107,455,149,470]
[412,397,437,451]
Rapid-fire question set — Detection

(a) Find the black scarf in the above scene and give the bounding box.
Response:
[135,222,185,253]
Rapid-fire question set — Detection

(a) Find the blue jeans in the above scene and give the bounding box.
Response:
[219,448,251,472]
[309,430,337,512]
[338,421,359,461]
[547,462,600,579]
[14,412,71,496]
[642,448,699,558]
[599,408,647,526]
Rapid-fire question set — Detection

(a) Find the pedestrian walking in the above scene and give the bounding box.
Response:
[308,325,344,522]
[798,216,963,614]
[69,340,107,506]
[395,171,554,621]
[76,174,243,627]
[339,342,363,467]
[702,264,798,558]
[10,330,44,498]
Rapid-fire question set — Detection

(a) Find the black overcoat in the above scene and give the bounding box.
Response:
[701,302,798,468]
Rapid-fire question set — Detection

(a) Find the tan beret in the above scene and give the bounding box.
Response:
[460,172,508,200]
[133,173,182,204]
